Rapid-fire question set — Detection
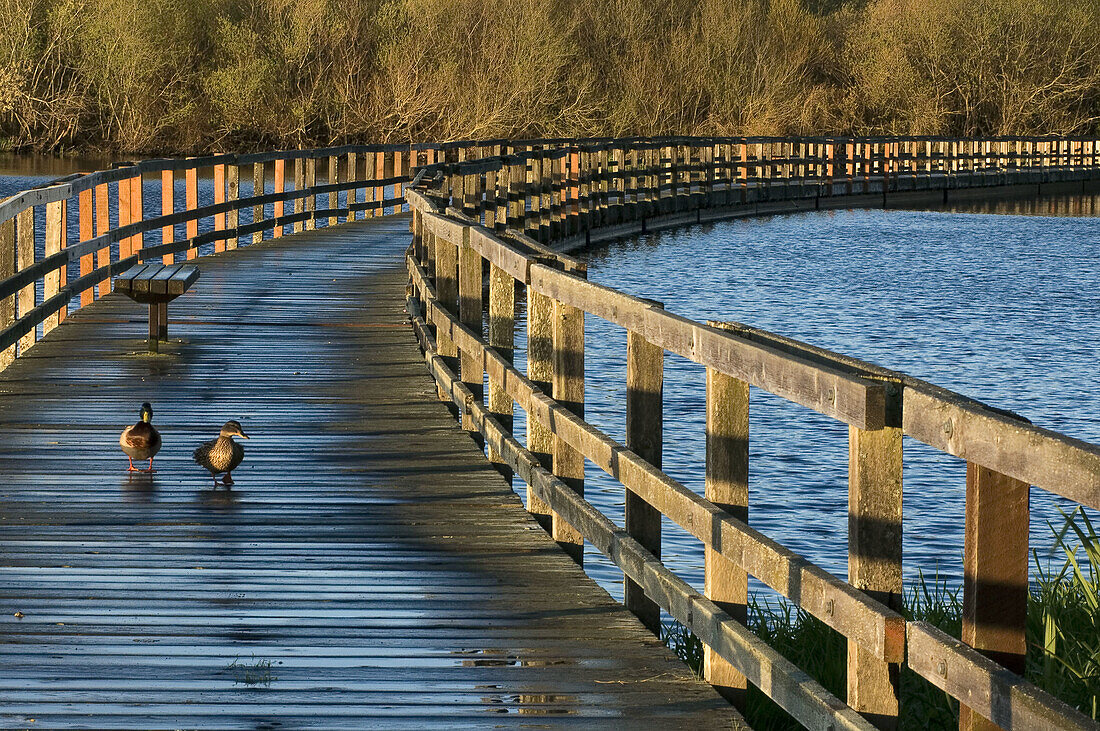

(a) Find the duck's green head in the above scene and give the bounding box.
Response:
[140,402,153,423]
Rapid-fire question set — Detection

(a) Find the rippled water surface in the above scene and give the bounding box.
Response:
[536,198,1100,601]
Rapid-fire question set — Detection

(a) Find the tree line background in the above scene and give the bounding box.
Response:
[3,0,1100,155]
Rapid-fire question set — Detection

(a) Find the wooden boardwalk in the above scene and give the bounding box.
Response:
[0,217,741,729]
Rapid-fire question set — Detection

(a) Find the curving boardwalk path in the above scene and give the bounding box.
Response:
[0,217,742,729]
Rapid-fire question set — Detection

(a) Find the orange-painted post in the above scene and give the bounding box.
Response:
[185,165,198,260]
[118,177,131,261]
[273,158,285,237]
[44,199,66,330]
[161,170,174,264]
[129,175,143,257]
[394,151,404,213]
[346,152,357,222]
[213,163,226,252]
[95,183,110,295]
[375,152,386,216]
[78,187,94,307]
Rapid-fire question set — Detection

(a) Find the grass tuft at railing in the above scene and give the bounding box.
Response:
[662,512,1100,728]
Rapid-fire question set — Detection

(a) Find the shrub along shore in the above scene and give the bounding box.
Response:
[4,0,1100,155]
[662,509,1100,729]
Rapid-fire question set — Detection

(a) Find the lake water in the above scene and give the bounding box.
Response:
[548,198,1100,603]
[5,158,1099,603]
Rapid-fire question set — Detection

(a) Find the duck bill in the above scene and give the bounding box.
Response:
[238,432,250,439]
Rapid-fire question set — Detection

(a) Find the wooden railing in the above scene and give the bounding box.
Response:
[3,134,1100,729]
[403,136,1100,731]
[0,139,528,370]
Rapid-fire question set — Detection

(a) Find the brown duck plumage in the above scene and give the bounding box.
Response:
[193,420,249,486]
[120,402,161,472]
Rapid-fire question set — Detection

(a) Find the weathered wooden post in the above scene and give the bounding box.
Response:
[848,380,903,730]
[540,152,553,243]
[162,170,175,264]
[346,152,358,221]
[625,301,664,636]
[226,164,239,250]
[434,225,459,404]
[487,258,514,484]
[43,198,65,334]
[705,322,749,708]
[328,154,339,226]
[293,157,305,233]
[508,158,525,235]
[16,207,34,353]
[527,261,555,531]
[0,215,14,368]
[186,164,198,259]
[304,157,316,231]
[375,150,386,216]
[78,187,94,307]
[551,264,586,565]
[458,226,484,448]
[214,163,226,252]
[273,158,285,238]
[959,463,1030,731]
[252,162,265,244]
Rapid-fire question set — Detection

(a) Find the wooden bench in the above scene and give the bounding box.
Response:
[114,264,200,353]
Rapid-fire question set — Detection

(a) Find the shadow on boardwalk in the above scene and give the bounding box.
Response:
[0,217,742,729]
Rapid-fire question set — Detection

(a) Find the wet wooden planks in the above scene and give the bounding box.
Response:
[0,217,743,729]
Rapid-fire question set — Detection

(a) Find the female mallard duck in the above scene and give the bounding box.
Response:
[193,420,249,486]
[120,402,162,473]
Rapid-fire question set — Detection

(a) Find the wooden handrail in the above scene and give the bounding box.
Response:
[402,137,1100,731]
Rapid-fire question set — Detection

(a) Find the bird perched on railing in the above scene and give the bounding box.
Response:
[193,421,249,486]
[120,402,162,473]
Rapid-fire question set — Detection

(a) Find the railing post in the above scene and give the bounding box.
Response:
[328,154,339,226]
[539,152,552,243]
[78,187,94,307]
[130,174,143,262]
[704,323,750,708]
[293,157,305,233]
[848,381,903,730]
[273,158,285,238]
[625,302,663,635]
[252,162,264,244]
[375,151,387,216]
[226,164,239,250]
[214,163,226,252]
[95,182,110,285]
[457,226,484,448]
[304,156,316,230]
[526,262,554,531]
[959,463,1029,731]
[118,175,131,260]
[161,170,174,264]
[434,228,458,404]
[508,158,524,234]
[487,261,514,484]
[0,215,14,368]
[43,198,65,334]
[16,208,34,354]
[346,152,357,221]
[186,163,198,258]
[551,263,586,565]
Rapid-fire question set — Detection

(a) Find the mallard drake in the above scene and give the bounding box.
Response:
[193,420,249,486]
[120,402,162,473]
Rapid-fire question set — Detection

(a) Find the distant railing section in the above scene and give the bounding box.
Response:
[403,136,1100,731]
[3,135,1098,372]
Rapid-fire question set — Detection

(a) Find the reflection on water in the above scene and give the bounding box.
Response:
[562,198,1100,603]
[908,192,1100,218]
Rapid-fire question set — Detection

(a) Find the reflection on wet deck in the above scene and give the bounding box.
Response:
[0,217,739,729]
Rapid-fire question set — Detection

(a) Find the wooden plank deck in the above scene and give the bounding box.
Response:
[0,217,742,729]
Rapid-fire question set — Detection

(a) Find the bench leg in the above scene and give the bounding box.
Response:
[148,303,159,354]
[158,302,168,340]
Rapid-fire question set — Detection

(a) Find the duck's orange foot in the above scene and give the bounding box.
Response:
[127,458,139,472]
